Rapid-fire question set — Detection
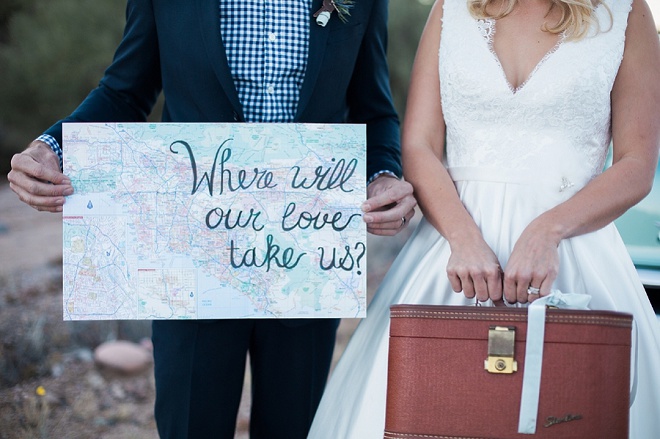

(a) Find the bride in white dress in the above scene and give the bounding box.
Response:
[308,0,660,437]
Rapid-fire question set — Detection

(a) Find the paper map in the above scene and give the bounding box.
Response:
[62,122,366,320]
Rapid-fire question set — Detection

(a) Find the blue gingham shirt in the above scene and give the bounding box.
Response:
[221,0,311,123]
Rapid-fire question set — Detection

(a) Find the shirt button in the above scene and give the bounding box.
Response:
[266,85,275,94]
[268,32,277,42]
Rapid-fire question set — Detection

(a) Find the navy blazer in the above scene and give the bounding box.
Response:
[46,0,402,180]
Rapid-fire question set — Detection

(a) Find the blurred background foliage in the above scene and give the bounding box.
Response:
[0,0,433,175]
[387,0,434,116]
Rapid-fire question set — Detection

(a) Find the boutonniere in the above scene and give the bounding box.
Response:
[313,0,355,27]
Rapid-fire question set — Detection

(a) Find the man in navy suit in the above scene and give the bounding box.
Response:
[8,1,416,437]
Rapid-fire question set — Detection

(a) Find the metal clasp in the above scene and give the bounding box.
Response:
[485,326,518,374]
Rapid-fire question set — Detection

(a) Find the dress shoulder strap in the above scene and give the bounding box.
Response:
[598,0,633,36]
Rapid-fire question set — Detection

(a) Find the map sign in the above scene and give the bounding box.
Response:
[62,123,366,320]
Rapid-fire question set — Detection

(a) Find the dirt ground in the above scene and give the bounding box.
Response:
[0,183,414,439]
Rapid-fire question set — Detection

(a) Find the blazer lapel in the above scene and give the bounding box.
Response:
[296,0,331,120]
[196,0,244,120]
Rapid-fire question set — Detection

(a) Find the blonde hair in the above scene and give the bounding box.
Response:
[467,0,609,40]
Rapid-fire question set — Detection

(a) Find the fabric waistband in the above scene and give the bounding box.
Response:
[448,166,586,193]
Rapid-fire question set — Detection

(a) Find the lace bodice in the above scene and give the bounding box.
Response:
[439,0,631,193]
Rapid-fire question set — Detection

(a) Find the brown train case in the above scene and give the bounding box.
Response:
[384,305,632,439]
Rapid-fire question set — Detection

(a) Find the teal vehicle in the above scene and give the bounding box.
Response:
[614,158,660,309]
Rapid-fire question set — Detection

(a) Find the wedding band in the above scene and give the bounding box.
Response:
[401,217,406,227]
[527,286,540,295]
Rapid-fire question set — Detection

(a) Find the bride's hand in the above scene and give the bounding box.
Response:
[503,220,560,304]
[447,237,502,303]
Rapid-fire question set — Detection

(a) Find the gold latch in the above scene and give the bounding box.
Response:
[484,326,518,374]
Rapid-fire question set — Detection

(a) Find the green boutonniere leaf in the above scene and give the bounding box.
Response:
[314,0,355,27]
[333,0,355,23]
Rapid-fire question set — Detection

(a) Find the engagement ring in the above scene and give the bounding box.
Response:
[401,217,406,227]
[527,286,540,295]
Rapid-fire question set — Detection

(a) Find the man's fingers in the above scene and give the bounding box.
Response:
[9,183,65,212]
[363,177,417,236]
[364,208,415,236]
[365,208,415,228]
[363,178,414,213]
[8,141,73,212]
[11,147,68,185]
[363,194,416,224]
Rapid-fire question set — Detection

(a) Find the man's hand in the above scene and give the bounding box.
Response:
[7,140,73,213]
[362,175,416,236]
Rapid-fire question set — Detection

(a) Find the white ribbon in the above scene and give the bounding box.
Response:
[517,290,591,434]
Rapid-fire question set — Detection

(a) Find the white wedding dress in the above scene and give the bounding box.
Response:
[308,0,660,437]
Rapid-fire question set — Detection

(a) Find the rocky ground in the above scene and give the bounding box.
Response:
[0,183,414,439]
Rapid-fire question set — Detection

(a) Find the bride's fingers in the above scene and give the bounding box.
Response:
[448,271,463,294]
[460,274,476,299]
[517,281,531,303]
[539,278,552,297]
[520,278,545,303]
[527,277,551,303]
[485,264,503,302]
[473,275,489,302]
[449,267,476,298]
[503,273,519,304]
[487,283,503,303]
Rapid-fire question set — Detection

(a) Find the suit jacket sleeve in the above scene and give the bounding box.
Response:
[346,0,402,180]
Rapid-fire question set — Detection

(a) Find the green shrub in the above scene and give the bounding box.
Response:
[0,0,125,172]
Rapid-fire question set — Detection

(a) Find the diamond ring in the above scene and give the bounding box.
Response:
[401,217,406,227]
[527,286,540,295]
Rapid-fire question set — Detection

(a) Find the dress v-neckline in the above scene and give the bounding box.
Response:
[476,18,565,95]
